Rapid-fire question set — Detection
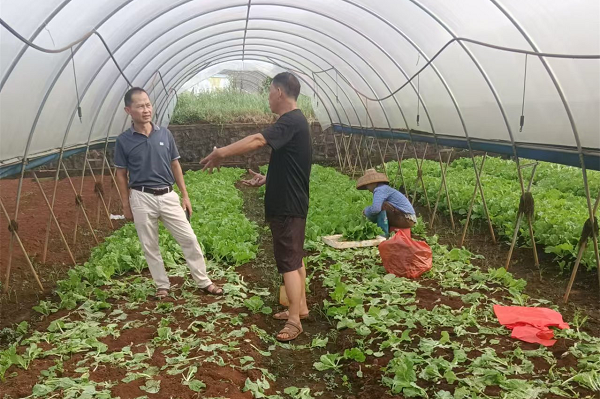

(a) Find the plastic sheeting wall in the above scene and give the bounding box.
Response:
[1,0,599,173]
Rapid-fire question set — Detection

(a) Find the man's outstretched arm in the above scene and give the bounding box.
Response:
[200,133,267,172]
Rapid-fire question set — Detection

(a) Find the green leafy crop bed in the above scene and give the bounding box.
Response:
[383,157,600,271]
[1,166,597,399]
[306,165,385,243]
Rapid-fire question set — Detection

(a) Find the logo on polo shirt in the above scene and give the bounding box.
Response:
[160,142,164,145]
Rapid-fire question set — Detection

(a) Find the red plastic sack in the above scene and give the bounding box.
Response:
[378,228,432,279]
[493,305,570,347]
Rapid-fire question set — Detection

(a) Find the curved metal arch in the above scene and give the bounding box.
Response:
[488,1,593,171]
[24,1,423,181]
[219,73,265,92]
[137,55,340,136]
[149,41,347,121]
[80,33,352,158]
[154,56,349,128]
[18,0,570,179]
[154,48,360,130]
[152,41,365,128]
[152,51,371,174]
[12,0,587,174]
[488,0,600,278]
[151,47,351,126]
[121,14,400,130]
[155,52,352,129]
[66,26,358,168]
[489,0,583,148]
[156,56,340,129]
[338,1,470,146]
[100,52,342,163]
[9,0,141,219]
[16,4,249,175]
[250,3,433,132]
[56,16,385,158]
[75,21,398,158]
[152,48,351,127]
[155,54,374,174]
[0,0,74,91]
[404,1,524,171]
[152,55,341,125]
[50,5,411,163]
[149,29,382,125]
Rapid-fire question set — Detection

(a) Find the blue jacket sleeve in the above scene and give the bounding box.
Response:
[363,187,386,218]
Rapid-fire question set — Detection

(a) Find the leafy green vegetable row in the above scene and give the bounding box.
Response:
[306,165,384,243]
[307,232,599,397]
[44,168,259,312]
[383,157,599,271]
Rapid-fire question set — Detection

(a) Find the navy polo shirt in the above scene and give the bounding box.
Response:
[114,124,180,188]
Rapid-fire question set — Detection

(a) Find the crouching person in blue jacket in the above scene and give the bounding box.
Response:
[356,169,417,236]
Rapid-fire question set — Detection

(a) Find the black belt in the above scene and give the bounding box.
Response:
[131,185,173,196]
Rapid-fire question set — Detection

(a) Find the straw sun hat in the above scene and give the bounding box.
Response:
[356,169,389,190]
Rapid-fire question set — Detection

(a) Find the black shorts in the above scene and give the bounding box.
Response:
[268,216,306,274]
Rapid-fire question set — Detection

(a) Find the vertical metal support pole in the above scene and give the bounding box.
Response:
[104,158,122,201]
[564,191,600,303]
[74,143,93,244]
[41,162,57,264]
[86,159,114,229]
[342,134,350,171]
[442,149,455,229]
[95,159,102,226]
[340,134,347,171]
[61,162,100,245]
[471,151,496,244]
[348,134,357,175]
[4,234,15,293]
[351,135,364,178]
[333,134,343,170]
[505,163,538,271]
[392,141,407,191]
[412,144,432,214]
[96,198,102,225]
[0,197,44,292]
[430,149,455,229]
[378,139,390,176]
[366,137,376,170]
[459,153,487,248]
[32,172,77,265]
[363,137,375,173]
[342,134,352,172]
[5,157,27,293]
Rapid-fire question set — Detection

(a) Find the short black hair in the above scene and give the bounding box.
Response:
[272,72,300,100]
[124,87,148,107]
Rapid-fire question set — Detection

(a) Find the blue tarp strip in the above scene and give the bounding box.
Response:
[0,141,116,179]
[332,125,600,171]
[2,127,598,178]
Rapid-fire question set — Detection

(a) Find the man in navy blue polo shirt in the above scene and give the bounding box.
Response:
[114,87,222,299]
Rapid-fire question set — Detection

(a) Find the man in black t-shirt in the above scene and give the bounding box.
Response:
[200,72,311,342]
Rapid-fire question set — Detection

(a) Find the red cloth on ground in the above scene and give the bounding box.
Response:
[493,305,570,347]
[379,228,432,279]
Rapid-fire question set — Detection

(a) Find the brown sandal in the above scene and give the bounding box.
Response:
[276,320,303,342]
[273,310,309,320]
[200,283,224,296]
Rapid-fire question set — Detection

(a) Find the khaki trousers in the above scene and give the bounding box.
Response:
[130,189,212,290]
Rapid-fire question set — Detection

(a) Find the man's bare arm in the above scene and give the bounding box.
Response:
[116,168,133,220]
[200,134,267,172]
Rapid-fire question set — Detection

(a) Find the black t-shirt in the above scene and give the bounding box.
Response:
[262,109,312,219]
